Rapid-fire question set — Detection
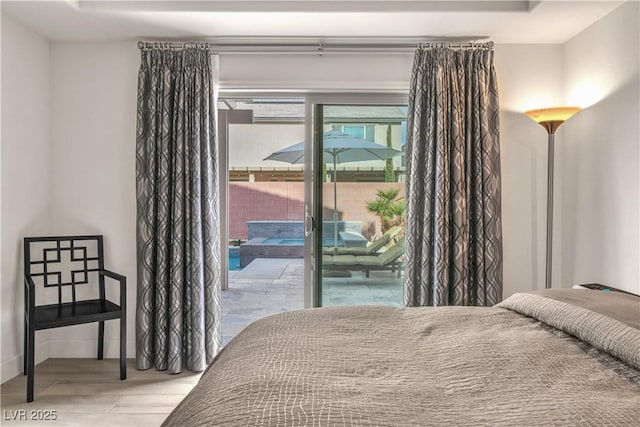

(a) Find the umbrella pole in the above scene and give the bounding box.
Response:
[333,153,338,254]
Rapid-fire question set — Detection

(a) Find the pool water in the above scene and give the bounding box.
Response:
[229,252,241,270]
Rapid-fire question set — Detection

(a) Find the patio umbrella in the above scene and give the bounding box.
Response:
[264,129,402,251]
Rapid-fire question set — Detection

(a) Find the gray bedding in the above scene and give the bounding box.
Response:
[163,290,640,426]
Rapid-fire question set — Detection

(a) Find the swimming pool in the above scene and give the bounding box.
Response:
[239,237,304,267]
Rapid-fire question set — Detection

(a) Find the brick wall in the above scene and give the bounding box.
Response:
[229,182,404,240]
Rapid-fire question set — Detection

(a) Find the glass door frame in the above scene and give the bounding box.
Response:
[304,93,408,308]
[217,107,254,291]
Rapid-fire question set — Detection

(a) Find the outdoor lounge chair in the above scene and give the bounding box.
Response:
[322,237,405,278]
[322,226,402,256]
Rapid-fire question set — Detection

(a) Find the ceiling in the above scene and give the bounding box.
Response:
[1,0,625,44]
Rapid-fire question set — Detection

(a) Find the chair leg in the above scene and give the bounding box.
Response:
[97,321,105,360]
[23,319,28,375]
[26,326,35,402]
[119,318,126,380]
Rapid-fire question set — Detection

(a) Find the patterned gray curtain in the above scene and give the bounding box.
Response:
[135,43,221,373]
[404,43,503,307]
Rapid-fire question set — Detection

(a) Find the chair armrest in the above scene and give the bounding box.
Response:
[24,274,36,313]
[99,269,126,282]
[99,270,127,309]
[24,274,36,292]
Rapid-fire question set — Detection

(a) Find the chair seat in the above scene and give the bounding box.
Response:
[353,255,384,266]
[322,246,370,256]
[323,255,358,266]
[34,299,121,330]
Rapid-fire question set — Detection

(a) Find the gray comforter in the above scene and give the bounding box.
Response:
[163,290,640,426]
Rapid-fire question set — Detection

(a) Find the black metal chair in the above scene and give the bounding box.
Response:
[23,235,126,402]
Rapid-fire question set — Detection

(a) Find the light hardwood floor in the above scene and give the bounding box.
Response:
[1,358,201,426]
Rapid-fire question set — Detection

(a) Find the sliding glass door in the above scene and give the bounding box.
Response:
[307,98,408,307]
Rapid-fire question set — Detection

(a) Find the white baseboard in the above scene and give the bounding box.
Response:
[1,342,49,384]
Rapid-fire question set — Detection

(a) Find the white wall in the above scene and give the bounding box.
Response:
[495,44,565,296]
[219,54,414,93]
[1,13,51,383]
[559,1,639,294]
[47,41,139,358]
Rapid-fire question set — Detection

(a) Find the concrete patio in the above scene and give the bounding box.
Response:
[221,258,403,345]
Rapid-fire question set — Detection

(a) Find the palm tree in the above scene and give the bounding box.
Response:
[366,188,405,233]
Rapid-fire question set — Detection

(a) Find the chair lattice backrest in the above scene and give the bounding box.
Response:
[24,235,105,306]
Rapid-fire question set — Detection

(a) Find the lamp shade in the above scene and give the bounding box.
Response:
[524,107,580,123]
[524,106,580,134]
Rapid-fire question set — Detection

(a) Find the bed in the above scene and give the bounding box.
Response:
[163,289,640,426]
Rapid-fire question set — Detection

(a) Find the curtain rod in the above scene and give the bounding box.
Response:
[137,39,492,55]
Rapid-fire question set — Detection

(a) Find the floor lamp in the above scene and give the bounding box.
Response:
[524,107,580,289]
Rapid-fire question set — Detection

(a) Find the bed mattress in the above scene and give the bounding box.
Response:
[163,289,640,426]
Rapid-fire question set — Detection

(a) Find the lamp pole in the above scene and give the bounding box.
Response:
[524,107,580,289]
[545,129,556,290]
